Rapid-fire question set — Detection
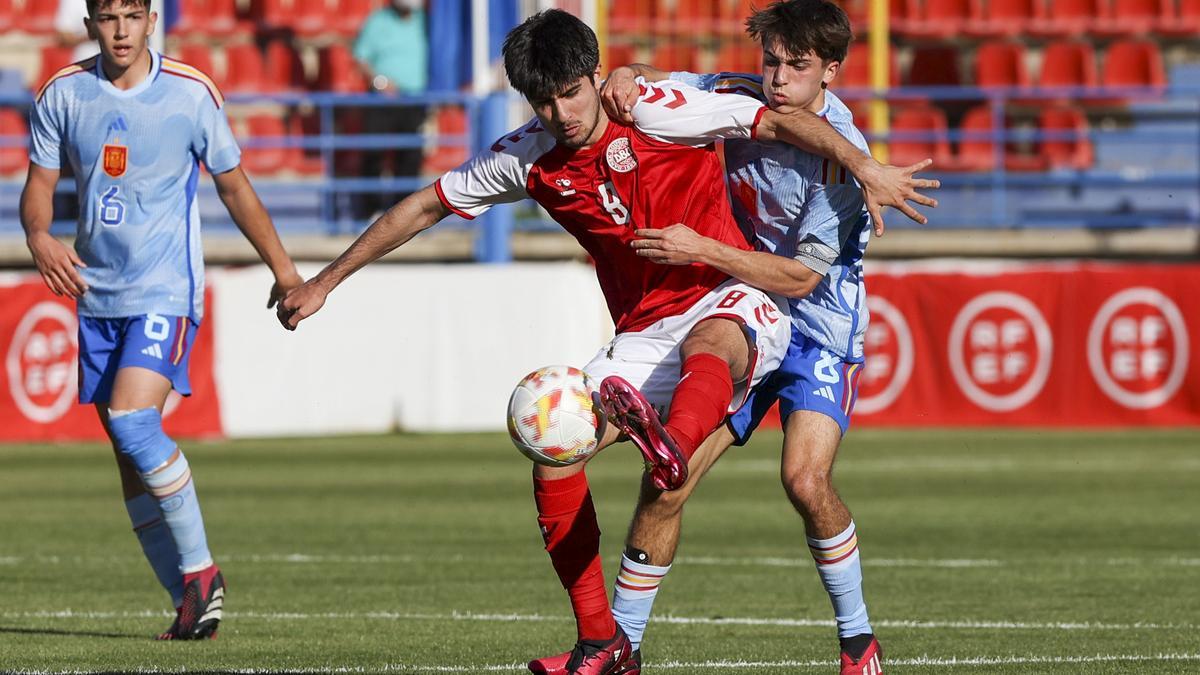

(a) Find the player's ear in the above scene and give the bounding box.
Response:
[823,60,841,88]
[84,16,98,40]
[148,10,158,36]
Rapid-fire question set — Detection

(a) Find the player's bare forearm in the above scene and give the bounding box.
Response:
[312,183,449,291]
[21,163,89,297]
[756,109,875,178]
[214,166,297,279]
[19,164,58,240]
[708,247,819,299]
[632,225,819,298]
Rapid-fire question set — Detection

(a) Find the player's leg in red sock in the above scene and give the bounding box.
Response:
[664,317,748,461]
[533,467,617,641]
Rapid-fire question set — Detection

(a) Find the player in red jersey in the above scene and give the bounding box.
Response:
[278,10,934,675]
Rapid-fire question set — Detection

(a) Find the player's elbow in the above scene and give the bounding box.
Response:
[780,269,821,299]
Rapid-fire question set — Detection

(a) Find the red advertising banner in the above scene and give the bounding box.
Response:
[0,277,223,442]
[853,261,1200,427]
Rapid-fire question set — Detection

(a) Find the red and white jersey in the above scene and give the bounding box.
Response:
[436,77,768,333]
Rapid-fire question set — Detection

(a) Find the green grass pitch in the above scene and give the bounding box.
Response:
[1,429,1198,673]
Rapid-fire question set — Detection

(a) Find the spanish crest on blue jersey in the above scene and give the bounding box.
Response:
[670,71,872,362]
[29,50,241,321]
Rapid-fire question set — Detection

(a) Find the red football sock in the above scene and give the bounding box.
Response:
[533,471,616,641]
[664,352,734,460]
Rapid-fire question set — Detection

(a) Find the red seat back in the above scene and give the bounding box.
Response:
[241,114,288,175]
[1039,41,1097,88]
[889,105,952,167]
[1102,39,1165,88]
[975,41,1029,89]
[264,40,307,92]
[1039,104,1093,169]
[223,43,265,94]
[906,46,962,87]
[316,44,367,93]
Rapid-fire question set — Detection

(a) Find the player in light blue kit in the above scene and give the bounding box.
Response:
[20,0,302,640]
[598,1,938,672]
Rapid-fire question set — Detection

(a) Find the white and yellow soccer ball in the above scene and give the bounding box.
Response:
[507,365,600,467]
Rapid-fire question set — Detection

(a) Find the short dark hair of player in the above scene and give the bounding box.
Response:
[502,9,600,102]
[746,0,853,65]
[86,0,152,17]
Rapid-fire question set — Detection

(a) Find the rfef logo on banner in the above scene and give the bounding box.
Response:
[1087,287,1189,410]
[6,302,79,423]
[856,296,914,415]
[948,292,1053,412]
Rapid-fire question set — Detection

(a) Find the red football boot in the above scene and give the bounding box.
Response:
[840,635,883,675]
[157,564,224,640]
[598,376,688,491]
[528,627,635,675]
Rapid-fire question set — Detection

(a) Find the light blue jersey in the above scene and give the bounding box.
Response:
[29,51,240,321]
[671,72,871,362]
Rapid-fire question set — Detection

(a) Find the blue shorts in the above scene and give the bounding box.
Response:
[728,327,864,444]
[77,314,198,405]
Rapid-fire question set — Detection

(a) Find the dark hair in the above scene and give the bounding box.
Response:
[502,9,600,101]
[87,0,153,17]
[746,0,853,64]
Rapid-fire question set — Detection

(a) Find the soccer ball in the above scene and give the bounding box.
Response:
[507,365,600,467]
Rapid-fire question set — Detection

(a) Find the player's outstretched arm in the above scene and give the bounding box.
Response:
[601,64,668,123]
[20,163,88,298]
[754,110,940,233]
[632,225,820,298]
[276,183,451,331]
[213,166,304,308]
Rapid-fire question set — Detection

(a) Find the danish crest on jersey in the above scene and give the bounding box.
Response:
[606,137,637,173]
[102,144,128,178]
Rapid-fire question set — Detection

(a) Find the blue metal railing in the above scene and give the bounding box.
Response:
[2,85,1198,258]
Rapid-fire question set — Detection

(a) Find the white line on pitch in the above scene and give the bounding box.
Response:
[6,653,1200,674]
[2,552,1196,568]
[2,609,1191,632]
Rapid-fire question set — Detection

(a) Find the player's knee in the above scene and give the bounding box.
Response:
[107,408,176,475]
[781,465,833,511]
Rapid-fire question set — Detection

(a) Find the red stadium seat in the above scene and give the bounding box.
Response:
[421,106,470,175]
[838,43,899,89]
[292,0,331,35]
[715,40,761,75]
[906,46,962,87]
[605,43,639,75]
[719,0,757,35]
[316,44,367,93]
[966,0,1038,37]
[264,40,307,92]
[1029,0,1104,36]
[651,42,701,75]
[835,0,870,29]
[1038,40,1098,91]
[250,0,290,28]
[337,0,381,37]
[36,46,75,91]
[0,0,14,33]
[888,0,917,36]
[287,112,325,176]
[1160,0,1200,36]
[666,0,719,35]
[1101,39,1165,89]
[174,45,218,84]
[889,106,953,168]
[612,0,654,35]
[905,0,971,38]
[222,43,266,94]
[1038,104,1093,170]
[25,0,57,33]
[241,114,288,175]
[974,41,1030,90]
[0,108,29,176]
[956,105,1046,171]
[1095,0,1168,36]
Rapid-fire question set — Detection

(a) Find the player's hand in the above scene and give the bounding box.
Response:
[600,66,641,124]
[26,231,88,298]
[267,266,305,310]
[859,158,940,236]
[276,280,328,331]
[631,224,710,265]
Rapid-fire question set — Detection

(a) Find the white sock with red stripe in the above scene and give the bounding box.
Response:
[808,520,872,638]
[611,553,671,650]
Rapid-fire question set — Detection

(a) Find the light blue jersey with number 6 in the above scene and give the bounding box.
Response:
[29,50,240,321]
